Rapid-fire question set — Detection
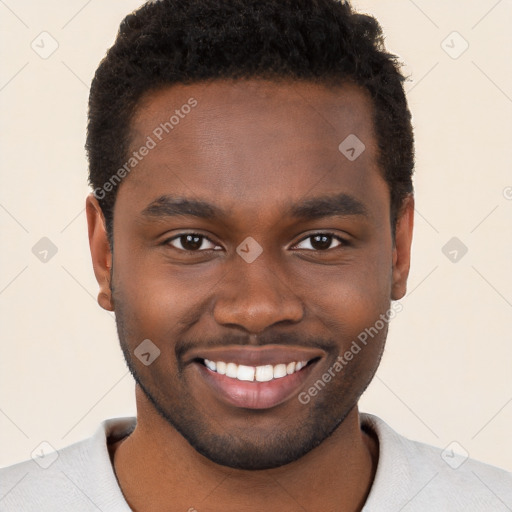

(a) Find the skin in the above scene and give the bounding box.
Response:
[86,79,414,512]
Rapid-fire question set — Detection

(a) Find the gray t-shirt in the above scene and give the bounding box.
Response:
[1,413,511,511]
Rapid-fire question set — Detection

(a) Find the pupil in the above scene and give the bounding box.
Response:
[183,234,202,250]
[311,234,332,250]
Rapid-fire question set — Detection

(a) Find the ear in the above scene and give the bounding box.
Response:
[391,194,414,300]
[86,194,114,311]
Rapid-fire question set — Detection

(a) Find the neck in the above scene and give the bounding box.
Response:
[111,386,378,512]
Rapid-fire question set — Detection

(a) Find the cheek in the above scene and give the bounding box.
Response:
[304,244,393,338]
[112,248,220,338]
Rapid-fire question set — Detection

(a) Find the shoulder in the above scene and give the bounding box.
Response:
[0,436,95,511]
[0,417,136,512]
[361,413,512,511]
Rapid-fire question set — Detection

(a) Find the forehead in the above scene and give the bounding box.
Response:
[119,79,384,218]
[131,78,375,152]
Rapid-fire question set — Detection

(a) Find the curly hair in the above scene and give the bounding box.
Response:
[86,0,414,244]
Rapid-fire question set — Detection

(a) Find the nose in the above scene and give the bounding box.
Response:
[213,251,304,334]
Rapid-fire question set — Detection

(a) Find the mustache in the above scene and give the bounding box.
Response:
[175,330,336,362]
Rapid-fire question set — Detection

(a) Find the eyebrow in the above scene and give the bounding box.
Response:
[140,192,369,221]
[289,193,368,220]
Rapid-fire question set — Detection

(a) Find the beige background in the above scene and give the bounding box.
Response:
[0,0,511,471]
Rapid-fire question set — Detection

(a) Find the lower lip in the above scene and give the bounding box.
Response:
[194,362,317,410]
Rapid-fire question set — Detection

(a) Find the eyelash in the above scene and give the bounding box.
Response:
[163,232,350,253]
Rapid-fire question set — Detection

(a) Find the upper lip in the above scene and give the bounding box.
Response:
[185,345,325,367]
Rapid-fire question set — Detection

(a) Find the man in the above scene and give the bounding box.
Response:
[1,0,510,510]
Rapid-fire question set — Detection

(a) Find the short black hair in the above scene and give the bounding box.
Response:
[87,0,414,244]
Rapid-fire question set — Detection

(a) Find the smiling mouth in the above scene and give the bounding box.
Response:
[201,358,313,382]
[185,344,326,409]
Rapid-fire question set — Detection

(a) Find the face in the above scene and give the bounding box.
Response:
[88,79,413,470]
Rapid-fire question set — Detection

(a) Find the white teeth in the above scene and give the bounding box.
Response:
[237,365,255,381]
[216,361,227,375]
[273,364,287,379]
[204,359,216,371]
[226,362,238,378]
[203,359,310,382]
[255,365,274,382]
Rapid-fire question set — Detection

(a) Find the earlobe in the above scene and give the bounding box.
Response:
[391,194,414,301]
[86,194,115,311]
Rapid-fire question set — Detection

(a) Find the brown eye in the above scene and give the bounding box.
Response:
[166,234,218,252]
[294,233,346,251]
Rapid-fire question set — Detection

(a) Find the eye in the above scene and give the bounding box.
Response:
[165,233,220,252]
[294,233,347,251]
